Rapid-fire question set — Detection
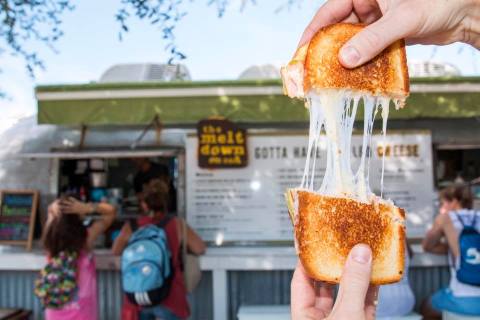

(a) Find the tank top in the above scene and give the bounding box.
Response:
[137,215,190,318]
[448,210,480,297]
[45,251,98,320]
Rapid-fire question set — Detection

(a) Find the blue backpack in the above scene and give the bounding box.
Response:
[455,211,480,286]
[121,216,173,306]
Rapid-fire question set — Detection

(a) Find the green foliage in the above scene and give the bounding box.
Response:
[0,0,296,96]
[0,0,74,77]
[0,0,261,78]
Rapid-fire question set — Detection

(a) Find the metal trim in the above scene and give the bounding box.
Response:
[36,86,283,101]
[17,149,183,159]
[35,83,480,101]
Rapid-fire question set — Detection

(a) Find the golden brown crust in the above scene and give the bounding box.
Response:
[398,39,410,96]
[397,222,406,279]
[292,189,405,285]
[302,23,409,100]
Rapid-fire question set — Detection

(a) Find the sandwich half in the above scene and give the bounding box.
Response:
[281,23,409,103]
[286,189,405,284]
[282,23,409,285]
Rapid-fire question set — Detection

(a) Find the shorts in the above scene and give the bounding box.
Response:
[431,288,480,316]
[139,305,181,320]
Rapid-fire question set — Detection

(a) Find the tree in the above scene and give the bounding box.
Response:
[5,0,473,96]
[0,0,300,96]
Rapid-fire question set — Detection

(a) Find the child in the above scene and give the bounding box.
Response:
[112,179,205,320]
[37,198,116,320]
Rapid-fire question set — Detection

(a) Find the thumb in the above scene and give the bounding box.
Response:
[334,244,372,315]
[339,14,409,68]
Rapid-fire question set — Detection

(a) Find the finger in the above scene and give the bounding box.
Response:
[298,0,354,47]
[364,285,379,320]
[352,0,382,23]
[67,197,78,204]
[291,262,317,317]
[405,38,421,46]
[335,244,372,314]
[60,199,73,206]
[59,205,74,213]
[406,35,457,46]
[314,281,334,316]
[342,11,360,24]
[339,13,413,68]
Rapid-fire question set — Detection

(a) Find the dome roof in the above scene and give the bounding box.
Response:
[238,64,280,80]
[100,63,191,82]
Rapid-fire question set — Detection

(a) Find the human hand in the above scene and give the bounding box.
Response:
[47,200,62,221]
[298,0,480,68]
[291,244,378,320]
[59,197,94,216]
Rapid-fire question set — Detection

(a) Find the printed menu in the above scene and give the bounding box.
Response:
[186,132,434,242]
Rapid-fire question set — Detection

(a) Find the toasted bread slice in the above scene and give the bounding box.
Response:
[286,189,405,285]
[281,23,409,102]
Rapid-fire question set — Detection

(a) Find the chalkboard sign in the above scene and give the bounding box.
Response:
[0,190,38,250]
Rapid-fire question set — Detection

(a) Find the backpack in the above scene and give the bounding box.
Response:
[455,211,480,286]
[34,251,78,309]
[121,216,173,306]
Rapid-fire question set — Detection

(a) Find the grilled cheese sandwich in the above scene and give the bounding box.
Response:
[282,23,409,284]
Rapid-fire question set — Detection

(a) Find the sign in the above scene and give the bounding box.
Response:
[197,118,248,168]
[0,190,39,250]
[186,132,435,243]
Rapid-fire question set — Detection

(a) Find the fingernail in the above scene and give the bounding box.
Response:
[340,46,360,67]
[351,244,372,264]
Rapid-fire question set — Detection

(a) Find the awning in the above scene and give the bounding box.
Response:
[36,78,480,126]
[17,147,184,159]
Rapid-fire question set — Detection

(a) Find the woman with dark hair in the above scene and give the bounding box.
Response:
[113,179,205,320]
[38,198,116,320]
[422,184,480,318]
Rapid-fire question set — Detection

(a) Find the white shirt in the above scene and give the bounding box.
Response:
[448,209,480,297]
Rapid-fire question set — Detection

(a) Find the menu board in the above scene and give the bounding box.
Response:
[0,190,38,250]
[186,132,435,243]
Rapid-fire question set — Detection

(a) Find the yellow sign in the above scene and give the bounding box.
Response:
[197,119,248,168]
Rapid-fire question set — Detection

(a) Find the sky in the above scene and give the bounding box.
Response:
[0,0,479,132]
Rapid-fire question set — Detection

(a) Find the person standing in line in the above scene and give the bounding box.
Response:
[113,179,206,320]
[422,185,480,318]
[37,198,116,320]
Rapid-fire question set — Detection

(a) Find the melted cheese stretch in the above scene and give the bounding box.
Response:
[301,90,390,203]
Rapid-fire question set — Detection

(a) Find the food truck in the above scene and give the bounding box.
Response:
[1,77,480,319]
